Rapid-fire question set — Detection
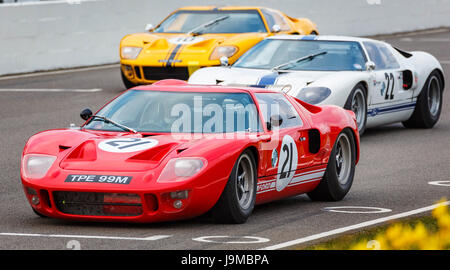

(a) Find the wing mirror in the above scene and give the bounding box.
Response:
[220,56,229,66]
[272,24,281,33]
[145,23,155,32]
[80,108,93,121]
[365,61,376,71]
[267,115,283,130]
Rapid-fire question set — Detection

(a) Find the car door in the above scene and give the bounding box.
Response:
[363,41,413,106]
[254,92,311,194]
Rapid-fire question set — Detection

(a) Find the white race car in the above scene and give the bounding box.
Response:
[188,35,445,134]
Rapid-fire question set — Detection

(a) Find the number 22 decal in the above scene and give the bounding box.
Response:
[276,135,298,192]
[384,72,395,100]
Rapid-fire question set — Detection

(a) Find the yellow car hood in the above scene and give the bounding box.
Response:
[121,32,267,66]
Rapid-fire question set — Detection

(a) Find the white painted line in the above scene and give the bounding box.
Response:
[0,232,172,241]
[193,236,270,244]
[0,88,102,93]
[428,180,450,187]
[322,206,392,214]
[0,64,119,81]
[260,200,450,250]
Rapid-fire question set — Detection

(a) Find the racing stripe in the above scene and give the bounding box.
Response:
[301,35,318,40]
[367,102,416,117]
[166,44,183,67]
[162,44,177,67]
[257,73,280,86]
[256,167,326,194]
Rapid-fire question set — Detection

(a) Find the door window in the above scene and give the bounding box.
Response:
[255,93,303,129]
[364,42,400,70]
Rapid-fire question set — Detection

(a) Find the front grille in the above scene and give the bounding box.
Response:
[142,66,189,81]
[53,191,143,217]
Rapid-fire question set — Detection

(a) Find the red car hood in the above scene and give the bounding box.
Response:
[24,129,246,173]
[59,135,182,172]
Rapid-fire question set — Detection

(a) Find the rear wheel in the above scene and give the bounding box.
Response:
[307,129,356,201]
[212,150,257,224]
[344,84,367,135]
[402,71,443,128]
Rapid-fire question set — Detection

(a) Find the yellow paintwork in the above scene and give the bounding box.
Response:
[120,6,318,85]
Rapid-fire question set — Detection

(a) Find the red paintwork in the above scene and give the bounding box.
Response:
[21,80,359,223]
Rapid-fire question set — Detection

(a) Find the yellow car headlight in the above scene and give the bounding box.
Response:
[121,46,142,60]
[209,46,238,61]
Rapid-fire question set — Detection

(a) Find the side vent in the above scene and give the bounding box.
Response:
[308,129,321,154]
[402,70,413,90]
[59,145,71,152]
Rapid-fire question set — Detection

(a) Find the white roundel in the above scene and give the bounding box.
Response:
[276,135,298,191]
[98,138,158,153]
[168,36,205,45]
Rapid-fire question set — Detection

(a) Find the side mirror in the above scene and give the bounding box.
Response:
[219,56,229,66]
[365,61,376,71]
[145,23,154,32]
[272,24,281,33]
[270,114,283,128]
[80,108,93,121]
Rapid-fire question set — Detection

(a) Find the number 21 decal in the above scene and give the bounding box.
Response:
[384,72,395,100]
[276,135,298,192]
[98,138,158,153]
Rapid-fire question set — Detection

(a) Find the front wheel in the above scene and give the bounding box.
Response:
[344,84,367,135]
[402,71,443,129]
[211,150,257,224]
[32,208,47,218]
[121,70,138,89]
[307,129,356,201]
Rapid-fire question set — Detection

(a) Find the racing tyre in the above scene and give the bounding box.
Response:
[344,83,367,135]
[121,70,138,89]
[212,150,257,224]
[307,129,356,201]
[402,71,443,129]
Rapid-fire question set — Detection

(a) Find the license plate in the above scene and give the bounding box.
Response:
[65,175,132,185]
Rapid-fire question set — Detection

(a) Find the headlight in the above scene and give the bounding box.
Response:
[296,87,332,105]
[157,158,206,183]
[120,46,142,60]
[22,154,56,179]
[209,46,238,61]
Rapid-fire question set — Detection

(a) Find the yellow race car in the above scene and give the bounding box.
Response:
[119,6,318,88]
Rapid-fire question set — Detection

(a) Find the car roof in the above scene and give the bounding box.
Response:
[266,34,377,43]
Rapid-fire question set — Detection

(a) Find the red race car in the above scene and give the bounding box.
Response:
[21,80,359,224]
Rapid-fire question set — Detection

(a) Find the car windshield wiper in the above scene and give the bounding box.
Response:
[90,115,137,134]
[271,51,328,72]
[187,15,230,36]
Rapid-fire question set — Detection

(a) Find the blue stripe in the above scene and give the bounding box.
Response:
[368,102,416,117]
[301,35,317,40]
[166,44,182,67]
[257,73,280,86]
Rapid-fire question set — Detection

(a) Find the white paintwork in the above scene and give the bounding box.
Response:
[188,35,444,128]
